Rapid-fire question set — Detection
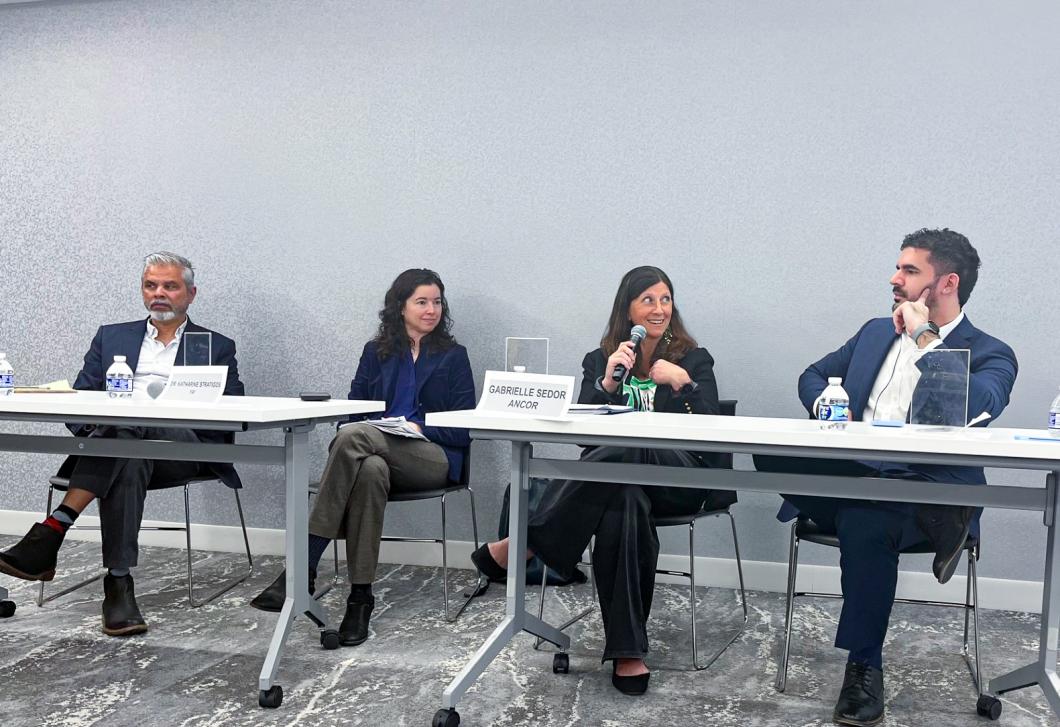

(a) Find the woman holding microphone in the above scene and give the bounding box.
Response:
[471,265,734,695]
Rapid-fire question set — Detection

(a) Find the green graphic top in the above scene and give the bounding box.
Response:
[623,375,658,412]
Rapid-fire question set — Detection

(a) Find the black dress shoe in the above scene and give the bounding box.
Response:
[249,568,317,612]
[470,543,508,583]
[916,505,974,584]
[0,522,64,581]
[338,591,374,646]
[102,574,148,636]
[833,662,884,726]
[611,663,650,696]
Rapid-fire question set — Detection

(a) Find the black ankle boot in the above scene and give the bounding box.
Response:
[0,522,64,581]
[102,574,148,636]
[249,568,317,612]
[338,590,374,646]
[833,662,884,726]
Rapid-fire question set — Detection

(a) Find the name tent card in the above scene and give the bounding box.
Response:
[157,366,229,403]
[477,371,575,419]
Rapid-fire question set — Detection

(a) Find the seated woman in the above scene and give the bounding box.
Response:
[251,268,475,646]
[472,265,735,695]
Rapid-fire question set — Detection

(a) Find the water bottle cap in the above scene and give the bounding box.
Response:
[114,355,127,363]
[828,377,843,385]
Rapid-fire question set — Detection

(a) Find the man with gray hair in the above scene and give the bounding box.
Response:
[0,252,244,636]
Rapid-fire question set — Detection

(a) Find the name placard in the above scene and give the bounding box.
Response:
[157,366,229,404]
[477,371,575,419]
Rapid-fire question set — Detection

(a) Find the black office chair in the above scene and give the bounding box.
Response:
[775,516,1001,720]
[39,473,253,608]
[539,399,747,673]
[313,448,487,622]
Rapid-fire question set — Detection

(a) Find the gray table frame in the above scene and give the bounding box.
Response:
[0,410,349,703]
[440,428,1060,721]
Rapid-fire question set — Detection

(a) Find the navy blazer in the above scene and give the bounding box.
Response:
[777,315,1018,523]
[345,340,476,483]
[64,318,246,488]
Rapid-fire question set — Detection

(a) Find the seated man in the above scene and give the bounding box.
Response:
[0,252,244,636]
[756,228,1017,726]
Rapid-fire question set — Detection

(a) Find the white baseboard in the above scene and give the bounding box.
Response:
[0,509,1044,614]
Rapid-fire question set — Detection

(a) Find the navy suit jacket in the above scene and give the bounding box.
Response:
[345,340,476,483]
[777,315,1018,523]
[64,318,245,488]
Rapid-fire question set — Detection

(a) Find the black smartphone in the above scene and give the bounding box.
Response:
[299,392,331,401]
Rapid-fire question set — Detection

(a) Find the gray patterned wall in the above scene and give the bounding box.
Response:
[1,0,1058,582]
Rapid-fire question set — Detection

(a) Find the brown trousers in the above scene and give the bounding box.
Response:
[308,422,449,583]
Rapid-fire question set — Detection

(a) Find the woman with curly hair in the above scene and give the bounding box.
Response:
[250,268,475,646]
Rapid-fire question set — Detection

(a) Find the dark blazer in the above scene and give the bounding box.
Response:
[65,318,246,488]
[345,339,476,483]
[580,346,724,467]
[777,315,1018,522]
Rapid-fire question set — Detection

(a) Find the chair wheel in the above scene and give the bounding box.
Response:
[432,707,460,727]
[976,694,1002,720]
[259,685,283,708]
[553,653,570,674]
[0,601,15,618]
[320,629,341,650]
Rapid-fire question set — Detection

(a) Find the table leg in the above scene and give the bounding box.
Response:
[441,442,571,712]
[990,471,1060,715]
[258,426,327,705]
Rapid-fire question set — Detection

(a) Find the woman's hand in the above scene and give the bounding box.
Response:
[649,359,691,391]
[601,341,637,393]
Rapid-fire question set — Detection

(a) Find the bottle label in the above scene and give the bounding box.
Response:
[0,373,12,388]
[1051,412,1059,430]
[106,376,133,393]
[819,403,850,422]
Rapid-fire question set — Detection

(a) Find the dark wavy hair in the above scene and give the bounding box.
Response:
[373,268,457,358]
[600,266,697,371]
[900,228,981,306]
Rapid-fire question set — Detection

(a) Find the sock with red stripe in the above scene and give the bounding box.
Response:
[42,504,79,535]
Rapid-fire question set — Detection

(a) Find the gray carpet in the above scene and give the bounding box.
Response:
[0,539,1055,727]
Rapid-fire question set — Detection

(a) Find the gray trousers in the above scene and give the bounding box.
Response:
[309,422,450,583]
[66,426,203,570]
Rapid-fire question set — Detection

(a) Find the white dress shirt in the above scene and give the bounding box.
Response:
[133,319,189,394]
[862,312,965,423]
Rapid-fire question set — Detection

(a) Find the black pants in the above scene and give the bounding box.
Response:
[62,426,203,570]
[527,446,734,661]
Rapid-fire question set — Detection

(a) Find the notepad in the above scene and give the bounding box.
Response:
[568,404,635,415]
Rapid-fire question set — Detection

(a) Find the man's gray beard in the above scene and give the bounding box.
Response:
[148,308,179,322]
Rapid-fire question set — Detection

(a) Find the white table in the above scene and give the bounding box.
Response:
[0,391,383,708]
[424,409,1060,726]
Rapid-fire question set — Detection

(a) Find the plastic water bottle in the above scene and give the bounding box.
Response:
[0,353,13,396]
[106,355,134,398]
[1050,387,1060,439]
[818,377,850,430]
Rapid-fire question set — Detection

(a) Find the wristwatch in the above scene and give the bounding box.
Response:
[678,381,700,397]
[911,320,940,346]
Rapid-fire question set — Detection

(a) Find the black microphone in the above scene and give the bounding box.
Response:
[612,325,647,382]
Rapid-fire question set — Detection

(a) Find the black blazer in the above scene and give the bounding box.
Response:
[579,346,724,468]
[578,346,721,415]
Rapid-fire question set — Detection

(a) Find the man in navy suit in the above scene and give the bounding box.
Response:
[757,229,1017,726]
[0,252,244,636]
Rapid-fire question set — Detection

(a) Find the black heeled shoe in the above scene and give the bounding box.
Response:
[470,543,508,583]
[611,663,650,696]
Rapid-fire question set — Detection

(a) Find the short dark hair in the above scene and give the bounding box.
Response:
[900,228,981,306]
[373,268,457,358]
